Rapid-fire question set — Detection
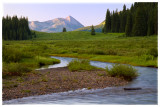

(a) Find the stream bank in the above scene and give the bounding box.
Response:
[3,67,128,101]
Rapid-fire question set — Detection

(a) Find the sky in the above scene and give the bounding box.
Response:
[3,3,133,26]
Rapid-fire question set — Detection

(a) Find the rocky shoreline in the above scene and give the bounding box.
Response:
[3,67,128,101]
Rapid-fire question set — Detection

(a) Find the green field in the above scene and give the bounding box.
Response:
[35,31,157,67]
[3,31,158,76]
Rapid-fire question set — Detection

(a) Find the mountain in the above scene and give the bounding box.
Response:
[75,21,105,32]
[29,16,84,32]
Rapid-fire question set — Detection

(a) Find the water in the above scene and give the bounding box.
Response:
[3,56,158,104]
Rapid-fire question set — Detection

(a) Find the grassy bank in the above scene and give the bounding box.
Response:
[2,43,60,78]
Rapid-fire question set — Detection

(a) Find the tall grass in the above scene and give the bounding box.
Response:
[68,59,98,72]
[2,43,60,78]
[106,64,138,81]
[3,63,31,78]
[147,48,158,58]
[35,56,60,66]
[3,46,23,63]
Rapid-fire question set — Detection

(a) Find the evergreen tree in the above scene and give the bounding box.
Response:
[147,10,154,36]
[2,15,33,40]
[120,4,127,32]
[115,10,120,32]
[63,27,67,32]
[132,6,147,36]
[91,25,95,35]
[103,2,157,36]
[153,3,158,35]
[125,12,132,36]
[104,9,111,33]
[111,11,116,32]
[102,27,104,33]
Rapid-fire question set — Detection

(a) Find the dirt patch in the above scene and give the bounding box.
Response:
[3,67,128,101]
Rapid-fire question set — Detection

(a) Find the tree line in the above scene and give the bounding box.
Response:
[103,2,158,36]
[2,15,36,40]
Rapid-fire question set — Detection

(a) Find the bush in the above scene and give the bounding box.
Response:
[68,59,97,72]
[141,54,154,61]
[3,63,31,78]
[148,48,158,57]
[35,56,60,67]
[106,64,138,81]
[94,50,106,55]
[106,49,117,55]
[3,46,23,63]
[3,45,33,63]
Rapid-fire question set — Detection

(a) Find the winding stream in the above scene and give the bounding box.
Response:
[3,56,158,104]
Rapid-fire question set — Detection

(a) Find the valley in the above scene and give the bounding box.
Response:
[2,2,158,104]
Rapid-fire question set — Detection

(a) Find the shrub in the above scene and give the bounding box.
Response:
[3,46,23,63]
[106,49,117,55]
[3,45,33,63]
[147,48,158,57]
[21,90,31,93]
[3,63,31,78]
[94,50,106,55]
[106,64,138,81]
[141,54,154,61]
[35,56,60,67]
[68,59,97,72]
[3,81,18,88]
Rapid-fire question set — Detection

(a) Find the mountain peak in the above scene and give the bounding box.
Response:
[29,15,84,33]
[66,15,74,22]
[66,15,73,18]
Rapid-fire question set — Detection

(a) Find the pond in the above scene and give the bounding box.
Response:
[3,56,158,104]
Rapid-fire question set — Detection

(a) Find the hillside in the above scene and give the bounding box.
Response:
[75,21,105,32]
[29,16,84,33]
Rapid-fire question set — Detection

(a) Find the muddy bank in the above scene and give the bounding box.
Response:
[3,67,128,101]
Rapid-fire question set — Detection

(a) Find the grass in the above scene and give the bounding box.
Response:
[3,62,31,78]
[35,56,60,67]
[68,59,99,72]
[41,75,48,82]
[2,31,157,79]
[21,90,31,93]
[106,64,138,81]
[2,44,60,78]
[3,81,18,88]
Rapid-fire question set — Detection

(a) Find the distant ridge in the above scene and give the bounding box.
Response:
[75,21,105,32]
[29,16,84,32]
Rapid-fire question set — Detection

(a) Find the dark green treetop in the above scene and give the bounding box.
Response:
[91,25,96,35]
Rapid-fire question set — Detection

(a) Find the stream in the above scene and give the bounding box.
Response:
[3,56,158,104]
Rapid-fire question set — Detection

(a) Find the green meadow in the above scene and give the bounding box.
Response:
[36,31,157,67]
[3,31,157,77]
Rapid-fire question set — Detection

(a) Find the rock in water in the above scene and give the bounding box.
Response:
[124,87,142,90]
